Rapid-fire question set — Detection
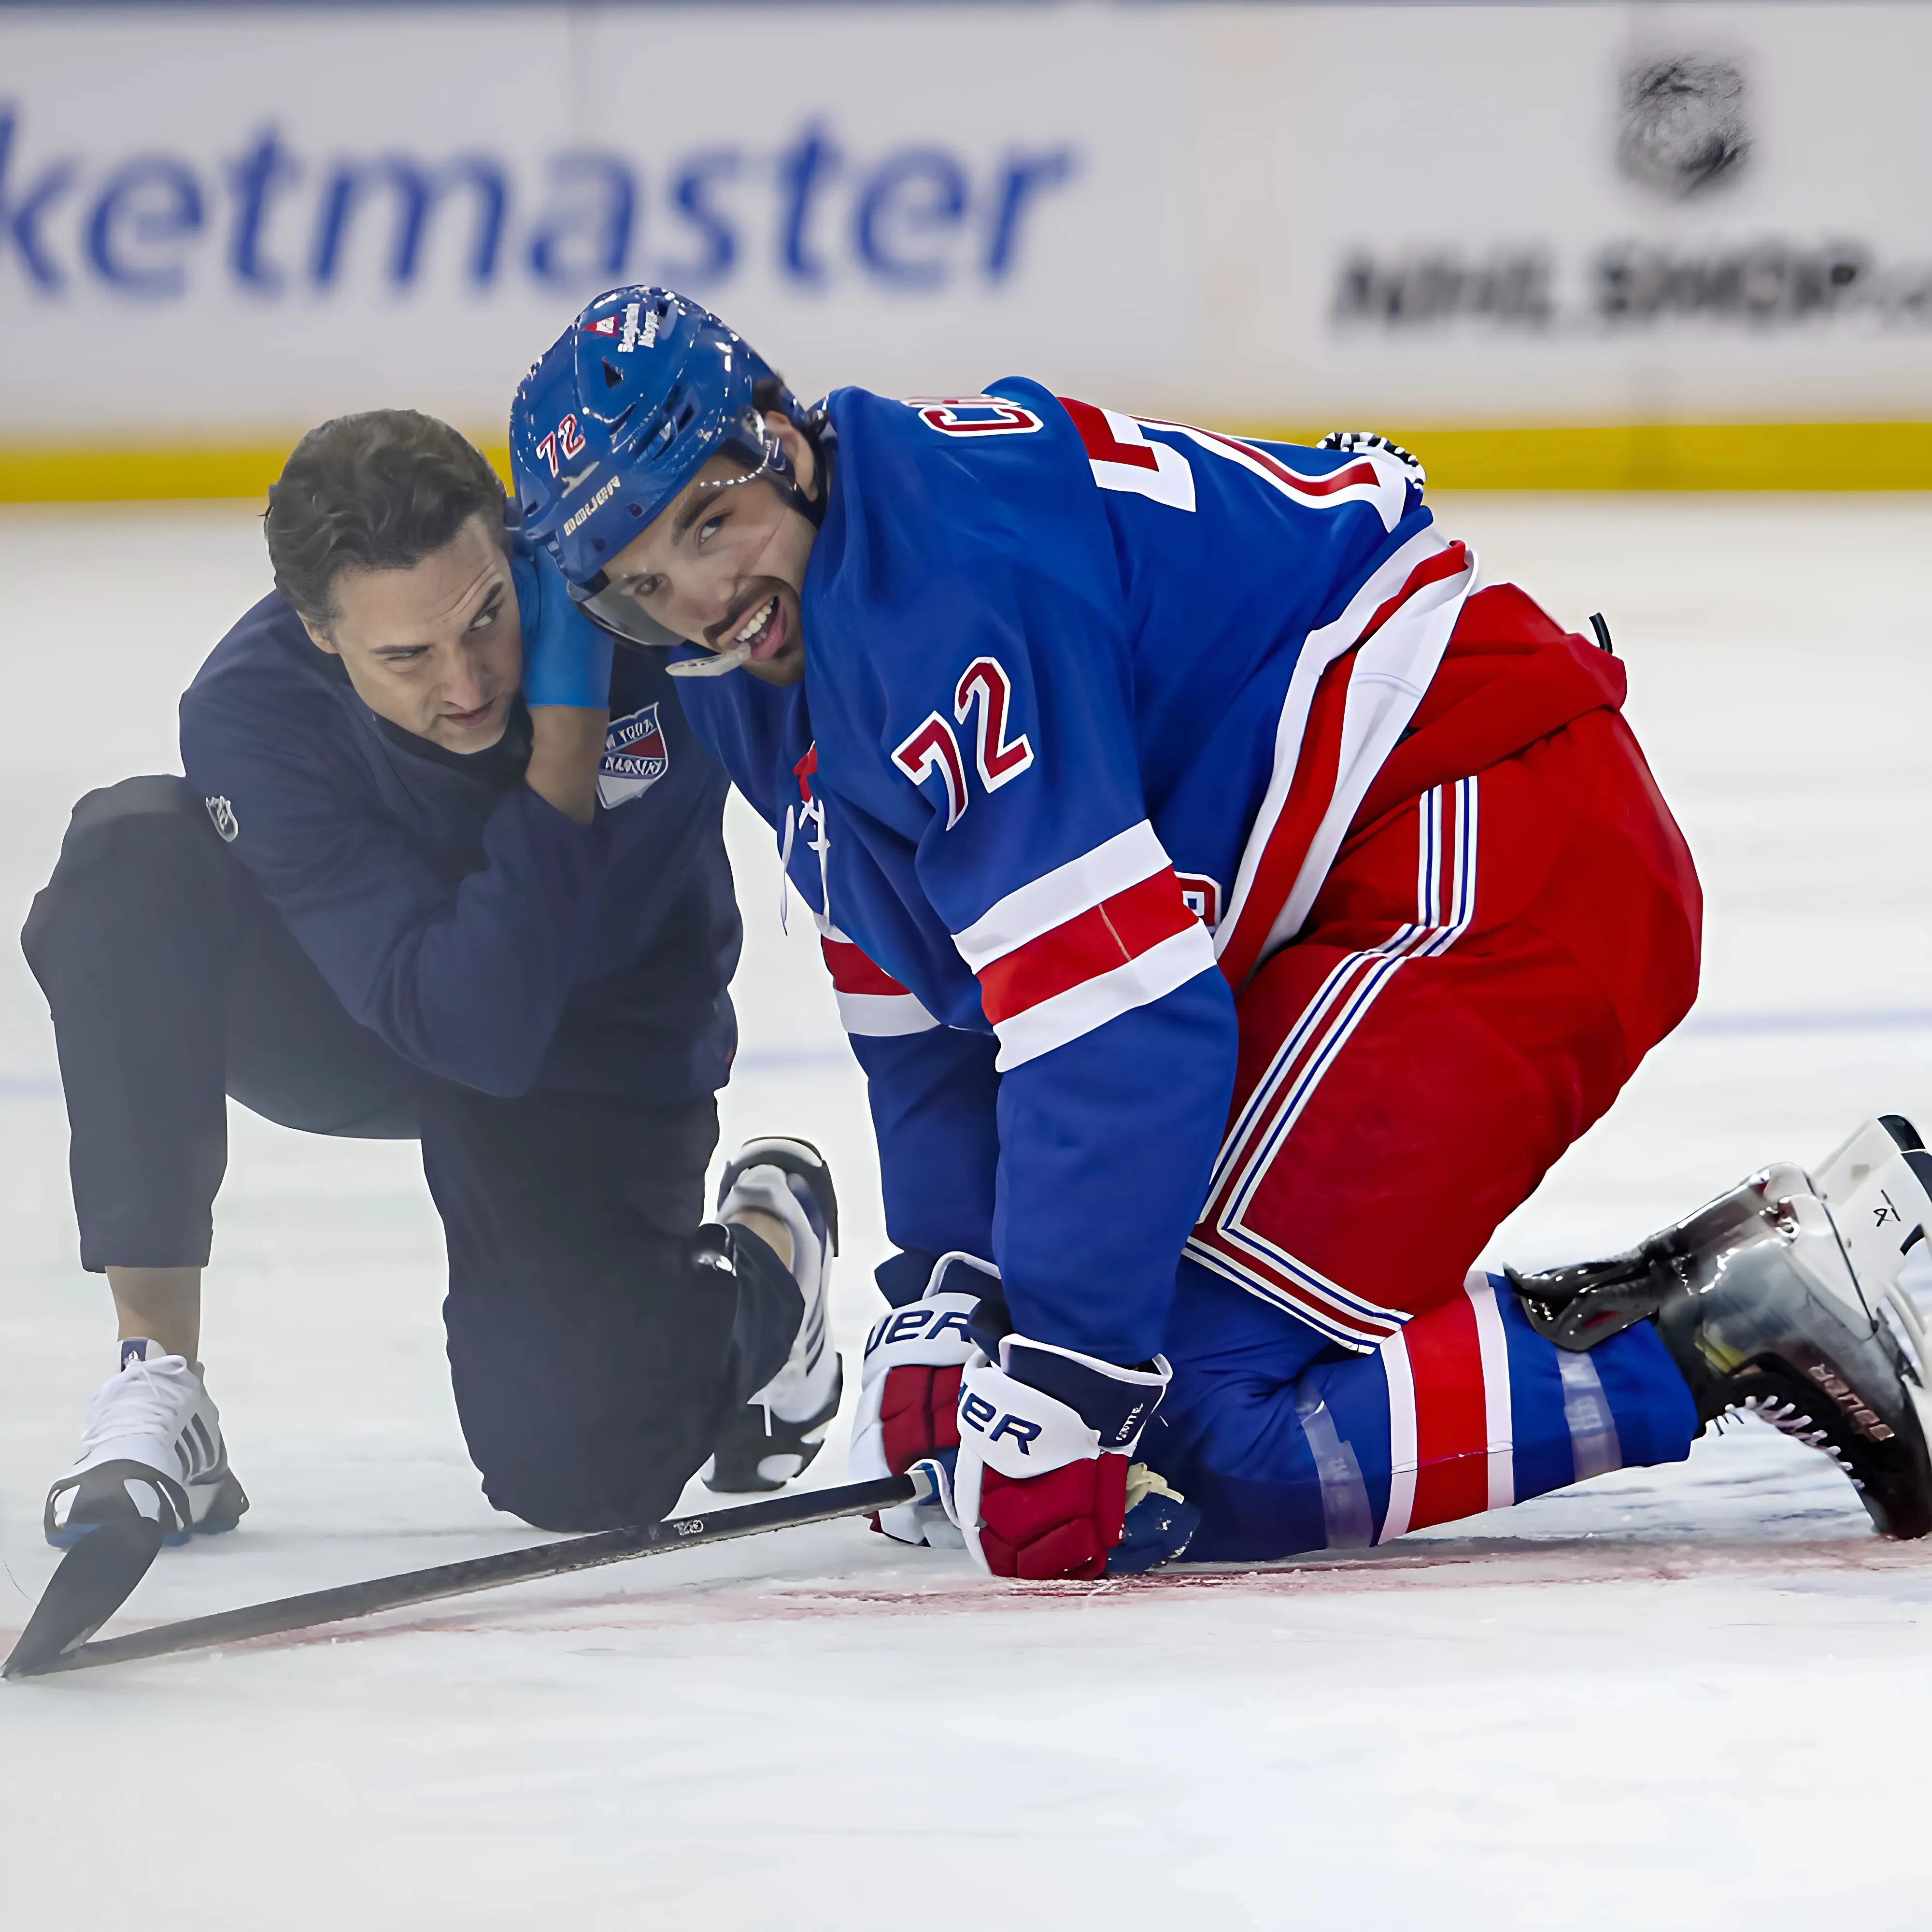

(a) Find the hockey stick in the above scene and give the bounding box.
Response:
[2,1469,927,1682]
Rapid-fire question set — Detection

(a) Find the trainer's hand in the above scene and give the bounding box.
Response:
[948,1300,1197,1579]
[510,539,614,710]
[849,1253,994,1546]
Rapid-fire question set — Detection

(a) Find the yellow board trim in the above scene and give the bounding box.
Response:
[1269,421,1932,492]
[2,421,1931,503]
[0,440,520,507]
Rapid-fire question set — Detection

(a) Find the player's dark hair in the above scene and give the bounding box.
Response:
[264,410,506,627]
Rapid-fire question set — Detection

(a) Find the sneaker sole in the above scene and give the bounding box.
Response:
[703,1359,845,1494]
[47,1468,250,1550]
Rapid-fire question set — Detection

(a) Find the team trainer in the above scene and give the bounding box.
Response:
[26,410,841,1548]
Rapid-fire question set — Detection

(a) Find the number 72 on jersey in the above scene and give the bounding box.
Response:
[892,656,1035,829]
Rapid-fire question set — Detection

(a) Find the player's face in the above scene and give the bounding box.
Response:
[601,414,819,687]
[304,514,522,752]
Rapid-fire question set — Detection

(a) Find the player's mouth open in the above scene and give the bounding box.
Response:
[730,596,788,662]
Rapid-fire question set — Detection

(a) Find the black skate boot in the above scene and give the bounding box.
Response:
[704,1137,844,1494]
[1508,1116,1932,1539]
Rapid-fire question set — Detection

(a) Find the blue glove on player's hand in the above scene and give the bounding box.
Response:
[509,539,613,710]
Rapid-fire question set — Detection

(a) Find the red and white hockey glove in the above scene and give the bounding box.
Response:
[849,1253,994,1546]
[950,1318,1191,1580]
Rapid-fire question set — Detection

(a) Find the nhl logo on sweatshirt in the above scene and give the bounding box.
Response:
[597,703,670,810]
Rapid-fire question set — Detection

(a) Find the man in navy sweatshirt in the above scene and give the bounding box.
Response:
[23,411,842,1549]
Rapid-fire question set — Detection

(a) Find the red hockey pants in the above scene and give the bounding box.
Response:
[1184,583,1704,1350]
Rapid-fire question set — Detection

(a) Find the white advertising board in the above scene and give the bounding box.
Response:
[0,3,1202,439]
[1227,3,1932,427]
[0,3,1929,464]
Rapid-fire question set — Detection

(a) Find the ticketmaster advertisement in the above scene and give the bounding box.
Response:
[0,2,1929,461]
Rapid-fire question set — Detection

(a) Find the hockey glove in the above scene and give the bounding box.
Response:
[950,1299,1197,1580]
[849,1253,993,1546]
[510,540,614,710]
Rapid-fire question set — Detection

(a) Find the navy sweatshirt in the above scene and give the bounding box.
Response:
[179,593,738,1103]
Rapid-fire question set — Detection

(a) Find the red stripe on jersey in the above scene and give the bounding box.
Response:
[1404,1292,1492,1528]
[1057,396,1160,472]
[1193,429,1381,500]
[1214,541,1475,993]
[820,935,910,998]
[1215,654,1353,992]
[976,867,1197,1024]
[1356,542,1471,648]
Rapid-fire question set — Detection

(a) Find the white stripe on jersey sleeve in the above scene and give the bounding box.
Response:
[952,820,1172,972]
[988,922,1215,1071]
[834,988,940,1037]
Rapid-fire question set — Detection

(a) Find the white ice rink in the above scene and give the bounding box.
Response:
[3,496,1931,1931]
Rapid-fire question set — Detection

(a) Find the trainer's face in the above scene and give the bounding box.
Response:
[305,514,522,751]
[601,413,819,687]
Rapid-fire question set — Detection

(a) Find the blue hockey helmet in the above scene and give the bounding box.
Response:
[510,286,820,649]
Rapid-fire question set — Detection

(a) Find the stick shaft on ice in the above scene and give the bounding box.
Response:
[9,1471,924,1680]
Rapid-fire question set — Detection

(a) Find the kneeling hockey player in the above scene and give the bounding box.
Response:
[510,288,1932,1578]
[28,409,841,1551]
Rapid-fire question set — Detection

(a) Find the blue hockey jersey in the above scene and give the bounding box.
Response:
[679,383,1476,1364]
[182,593,739,1103]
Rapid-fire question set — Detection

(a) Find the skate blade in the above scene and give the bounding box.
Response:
[3,1517,165,1679]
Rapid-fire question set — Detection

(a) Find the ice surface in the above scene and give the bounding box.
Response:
[3,497,1932,1930]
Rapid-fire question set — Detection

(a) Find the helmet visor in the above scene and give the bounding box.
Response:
[567,574,691,652]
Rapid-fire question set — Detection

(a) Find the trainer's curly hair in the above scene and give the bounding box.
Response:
[264,410,506,627]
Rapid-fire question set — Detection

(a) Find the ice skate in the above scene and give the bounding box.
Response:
[44,1340,249,1548]
[1509,1115,1932,1538]
[703,1137,844,1493]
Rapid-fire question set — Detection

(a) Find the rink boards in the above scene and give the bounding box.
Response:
[5,4,1932,494]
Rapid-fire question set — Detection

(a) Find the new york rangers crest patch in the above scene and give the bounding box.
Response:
[598,703,670,810]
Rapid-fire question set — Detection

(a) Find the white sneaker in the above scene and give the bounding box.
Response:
[703,1138,844,1493]
[44,1340,248,1548]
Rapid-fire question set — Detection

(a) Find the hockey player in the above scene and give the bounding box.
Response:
[508,288,1932,1578]
[27,409,841,1553]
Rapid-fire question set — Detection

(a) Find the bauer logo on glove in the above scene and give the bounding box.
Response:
[943,1291,1199,1580]
[958,1381,1156,1459]
[958,1392,1046,1455]
[848,1252,996,1546]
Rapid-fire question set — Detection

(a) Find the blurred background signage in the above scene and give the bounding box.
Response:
[2,1,1930,494]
